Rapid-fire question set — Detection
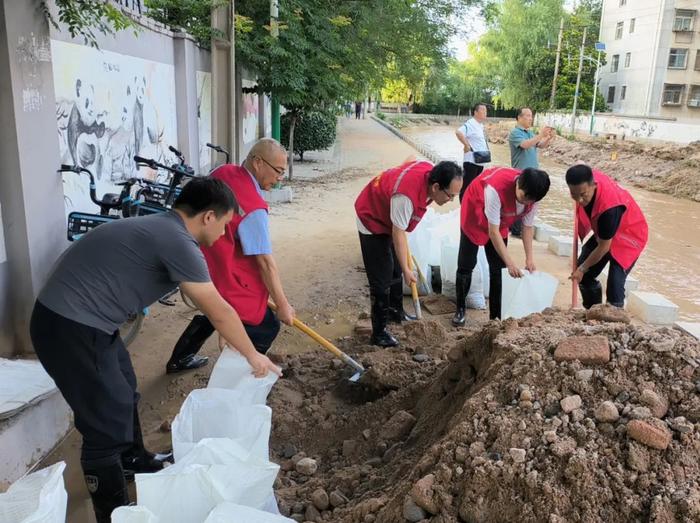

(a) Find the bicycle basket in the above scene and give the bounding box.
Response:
[143,183,182,207]
[67,212,119,241]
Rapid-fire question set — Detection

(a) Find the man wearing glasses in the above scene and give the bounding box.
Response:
[452,166,550,326]
[166,138,295,373]
[355,158,463,346]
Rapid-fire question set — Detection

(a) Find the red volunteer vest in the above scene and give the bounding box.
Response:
[576,171,648,270]
[461,167,533,245]
[354,160,433,234]
[202,164,269,325]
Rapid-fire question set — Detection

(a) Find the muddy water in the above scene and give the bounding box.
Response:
[403,125,700,321]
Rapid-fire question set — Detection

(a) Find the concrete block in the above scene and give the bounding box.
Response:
[628,291,679,325]
[548,235,574,257]
[675,321,700,341]
[262,186,293,204]
[0,391,72,487]
[599,268,639,295]
[535,223,560,242]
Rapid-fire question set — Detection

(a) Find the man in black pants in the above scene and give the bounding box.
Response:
[30,179,281,522]
[455,102,490,202]
[453,166,550,325]
[355,158,463,346]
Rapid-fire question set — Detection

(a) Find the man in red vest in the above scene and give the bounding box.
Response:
[166,138,295,373]
[453,166,551,326]
[355,158,463,346]
[566,164,648,308]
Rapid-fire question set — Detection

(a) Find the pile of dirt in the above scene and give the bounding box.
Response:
[487,122,700,202]
[268,308,700,522]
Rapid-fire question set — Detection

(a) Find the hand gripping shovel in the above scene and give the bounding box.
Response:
[269,303,365,382]
[407,250,423,320]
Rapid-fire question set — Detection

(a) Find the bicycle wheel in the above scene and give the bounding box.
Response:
[120,312,145,347]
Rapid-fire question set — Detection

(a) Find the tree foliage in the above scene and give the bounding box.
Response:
[145,0,228,47]
[41,0,136,48]
[280,110,336,160]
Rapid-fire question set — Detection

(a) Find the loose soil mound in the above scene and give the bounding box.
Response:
[269,309,700,522]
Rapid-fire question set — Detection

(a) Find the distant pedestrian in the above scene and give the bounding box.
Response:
[508,107,554,237]
[355,101,362,120]
[345,102,353,118]
[455,102,490,201]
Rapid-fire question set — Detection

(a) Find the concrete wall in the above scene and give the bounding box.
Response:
[536,110,700,143]
[235,67,272,163]
[0,1,215,357]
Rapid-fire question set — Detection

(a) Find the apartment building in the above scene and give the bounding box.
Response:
[599,0,700,121]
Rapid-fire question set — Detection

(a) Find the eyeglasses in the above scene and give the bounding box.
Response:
[442,188,458,200]
[256,156,286,176]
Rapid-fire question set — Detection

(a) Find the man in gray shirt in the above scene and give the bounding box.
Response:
[508,107,554,236]
[30,178,281,522]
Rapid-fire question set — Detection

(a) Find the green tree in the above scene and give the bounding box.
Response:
[145,0,228,47]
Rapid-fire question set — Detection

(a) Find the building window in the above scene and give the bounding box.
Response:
[688,85,700,107]
[607,86,616,103]
[673,10,695,31]
[625,52,631,67]
[662,84,684,105]
[615,21,624,39]
[629,18,635,33]
[668,48,689,69]
[619,0,626,5]
[611,54,620,72]
[621,86,627,100]
[695,50,700,70]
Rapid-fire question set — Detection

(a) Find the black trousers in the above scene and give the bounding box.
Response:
[358,232,402,300]
[457,232,508,320]
[30,301,136,466]
[578,236,634,308]
[169,306,281,363]
[459,162,484,202]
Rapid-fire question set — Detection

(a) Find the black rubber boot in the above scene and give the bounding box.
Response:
[82,459,129,523]
[167,315,213,374]
[121,410,169,480]
[370,292,398,347]
[452,273,471,327]
[388,281,416,324]
[579,281,603,309]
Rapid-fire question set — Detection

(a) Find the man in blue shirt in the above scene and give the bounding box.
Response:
[508,107,554,237]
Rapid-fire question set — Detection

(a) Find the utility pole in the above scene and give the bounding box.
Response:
[550,18,565,110]
[270,0,281,141]
[570,26,587,137]
[589,42,605,134]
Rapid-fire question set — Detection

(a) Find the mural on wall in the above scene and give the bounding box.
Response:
[241,79,259,147]
[51,40,177,213]
[197,71,212,173]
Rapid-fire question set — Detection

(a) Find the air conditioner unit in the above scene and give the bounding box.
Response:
[688,99,700,107]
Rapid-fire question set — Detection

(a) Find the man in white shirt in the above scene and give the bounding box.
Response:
[455,102,489,200]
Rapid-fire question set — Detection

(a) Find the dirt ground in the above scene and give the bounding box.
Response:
[38,118,700,522]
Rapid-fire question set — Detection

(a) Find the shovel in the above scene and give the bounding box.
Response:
[571,202,580,309]
[407,250,423,320]
[269,303,365,382]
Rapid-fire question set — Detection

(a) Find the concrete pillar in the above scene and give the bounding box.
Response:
[173,34,200,170]
[211,1,237,163]
[0,0,66,356]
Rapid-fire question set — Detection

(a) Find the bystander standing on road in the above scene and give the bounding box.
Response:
[455,102,490,201]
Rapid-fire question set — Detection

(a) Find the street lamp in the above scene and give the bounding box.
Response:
[589,42,605,135]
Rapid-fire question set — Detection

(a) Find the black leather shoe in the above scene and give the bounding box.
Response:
[166,354,209,374]
[452,307,466,327]
[388,308,417,324]
[371,329,399,347]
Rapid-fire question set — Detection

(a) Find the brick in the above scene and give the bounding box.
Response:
[627,419,672,450]
[585,304,631,324]
[554,335,610,364]
[548,235,574,257]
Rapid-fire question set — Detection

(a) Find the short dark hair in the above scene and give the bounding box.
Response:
[565,164,594,185]
[517,167,550,202]
[429,161,463,189]
[516,107,532,119]
[473,102,487,114]
[173,177,238,217]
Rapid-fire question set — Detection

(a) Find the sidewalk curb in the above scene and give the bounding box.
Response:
[370,116,441,164]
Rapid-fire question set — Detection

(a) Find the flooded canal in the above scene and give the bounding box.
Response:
[403,125,700,322]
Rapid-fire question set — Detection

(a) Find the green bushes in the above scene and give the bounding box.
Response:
[281,111,337,161]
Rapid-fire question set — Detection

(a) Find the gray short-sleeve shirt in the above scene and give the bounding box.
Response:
[39,211,210,333]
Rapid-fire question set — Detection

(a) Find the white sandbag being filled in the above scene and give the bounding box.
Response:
[111,505,159,522]
[207,347,278,403]
[172,388,272,461]
[204,502,295,523]
[136,438,280,523]
[501,269,559,319]
[0,462,67,523]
